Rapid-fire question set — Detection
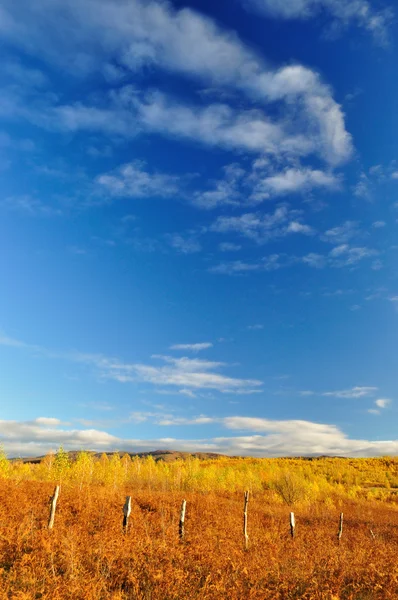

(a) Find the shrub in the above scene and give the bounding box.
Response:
[271,471,312,505]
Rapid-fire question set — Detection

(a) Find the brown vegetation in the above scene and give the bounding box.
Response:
[1,452,398,598]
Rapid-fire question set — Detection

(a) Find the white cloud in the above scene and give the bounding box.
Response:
[247,324,264,330]
[193,164,244,209]
[322,221,360,244]
[96,156,338,211]
[170,343,213,352]
[209,255,284,275]
[0,418,120,457]
[35,417,62,426]
[209,260,263,275]
[243,0,391,44]
[156,415,215,426]
[167,234,202,254]
[329,244,378,267]
[210,206,314,244]
[0,332,261,394]
[211,241,378,275]
[375,398,391,408]
[0,0,353,165]
[323,386,377,398]
[75,353,263,394]
[372,220,386,228]
[249,167,339,202]
[302,244,378,269]
[136,93,315,159]
[353,172,372,199]
[3,415,398,457]
[302,253,327,268]
[96,160,181,199]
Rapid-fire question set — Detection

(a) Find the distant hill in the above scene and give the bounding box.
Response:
[12,449,227,464]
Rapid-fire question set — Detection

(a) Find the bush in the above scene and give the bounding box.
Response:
[271,471,312,505]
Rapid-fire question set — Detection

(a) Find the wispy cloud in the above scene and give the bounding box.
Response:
[323,386,378,398]
[243,0,392,45]
[210,206,314,244]
[303,245,379,270]
[0,332,261,395]
[170,343,213,352]
[353,162,398,199]
[96,160,182,200]
[193,164,244,209]
[1,195,63,217]
[322,221,361,244]
[210,254,285,275]
[166,234,202,254]
[211,242,377,275]
[302,253,327,269]
[95,354,263,394]
[328,244,378,267]
[219,242,242,252]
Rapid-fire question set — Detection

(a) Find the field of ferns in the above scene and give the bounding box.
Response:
[1,450,398,599]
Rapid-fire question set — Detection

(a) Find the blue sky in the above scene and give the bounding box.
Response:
[1,0,398,457]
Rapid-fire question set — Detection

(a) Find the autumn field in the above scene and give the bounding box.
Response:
[1,453,398,599]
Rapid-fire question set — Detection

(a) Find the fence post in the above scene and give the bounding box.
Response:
[290,512,295,539]
[179,499,186,541]
[48,485,60,529]
[123,496,132,532]
[243,491,249,549]
[337,512,343,542]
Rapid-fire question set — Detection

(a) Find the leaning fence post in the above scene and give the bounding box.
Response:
[123,496,132,532]
[243,491,249,549]
[337,512,343,542]
[179,499,186,541]
[48,485,60,529]
[290,512,295,539]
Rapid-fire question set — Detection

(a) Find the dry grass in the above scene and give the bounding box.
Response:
[1,480,398,599]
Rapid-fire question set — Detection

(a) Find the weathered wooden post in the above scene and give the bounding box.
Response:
[123,496,132,532]
[290,511,295,539]
[243,491,249,549]
[48,485,60,529]
[337,512,343,542]
[179,499,186,541]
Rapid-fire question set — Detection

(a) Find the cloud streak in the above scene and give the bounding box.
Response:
[0,333,261,394]
[170,343,213,352]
